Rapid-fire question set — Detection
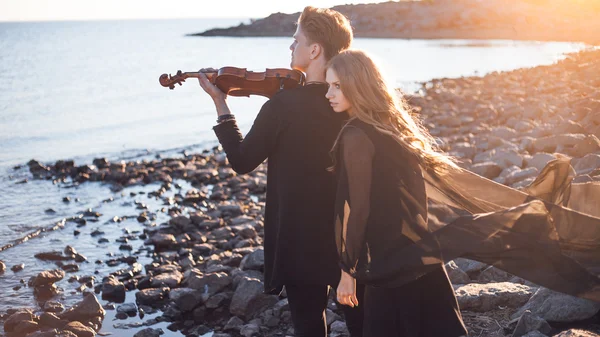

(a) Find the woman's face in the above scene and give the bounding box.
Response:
[325,68,353,115]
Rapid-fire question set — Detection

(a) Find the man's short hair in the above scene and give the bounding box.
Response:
[298,6,353,61]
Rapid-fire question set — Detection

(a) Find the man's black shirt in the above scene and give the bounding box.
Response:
[213,83,345,293]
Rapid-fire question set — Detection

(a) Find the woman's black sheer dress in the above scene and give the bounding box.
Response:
[334,118,600,310]
[334,119,467,337]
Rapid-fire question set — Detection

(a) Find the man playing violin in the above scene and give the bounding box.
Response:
[197,6,361,337]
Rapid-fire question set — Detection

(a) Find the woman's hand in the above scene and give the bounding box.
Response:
[336,270,359,307]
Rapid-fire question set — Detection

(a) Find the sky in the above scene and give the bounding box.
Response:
[0,0,388,22]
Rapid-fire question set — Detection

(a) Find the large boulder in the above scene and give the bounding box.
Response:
[454,282,535,312]
[511,288,600,323]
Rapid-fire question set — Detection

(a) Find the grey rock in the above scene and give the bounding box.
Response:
[445,260,471,284]
[116,303,138,317]
[240,323,260,337]
[169,288,204,312]
[326,308,342,326]
[205,292,231,309]
[230,277,278,319]
[505,167,539,186]
[240,248,264,271]
[525,153,556,172]
[454,282,535,312]
[330,320,350,336]
[453,258,488,278]
[224,316,244,332]
[512,287,600,323]
[187,271,232,296]
[512,310,551,337]
[522,331,548,337]
[572,153,600,175]
[477,266,513,283]
[470,162,503,179]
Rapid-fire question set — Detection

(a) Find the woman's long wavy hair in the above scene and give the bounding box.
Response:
[328,49,458,175]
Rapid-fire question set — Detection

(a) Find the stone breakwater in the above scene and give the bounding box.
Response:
[189,0,600,44]
[2,48,600,337]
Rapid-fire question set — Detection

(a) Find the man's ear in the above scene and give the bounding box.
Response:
[309,43,322,60]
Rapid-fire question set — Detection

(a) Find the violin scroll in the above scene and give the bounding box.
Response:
[159,70,185,90]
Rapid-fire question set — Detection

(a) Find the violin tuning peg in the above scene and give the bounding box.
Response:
[169,85,175,90]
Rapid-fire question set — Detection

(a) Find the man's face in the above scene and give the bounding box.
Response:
[290,24,312,71]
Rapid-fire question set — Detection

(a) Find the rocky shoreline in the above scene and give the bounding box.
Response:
[2,48,600,337]
[189,1,600,44]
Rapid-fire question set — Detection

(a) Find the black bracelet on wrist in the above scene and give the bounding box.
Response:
[216,114,235,124]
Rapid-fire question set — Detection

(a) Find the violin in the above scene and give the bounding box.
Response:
[159,67,305,99]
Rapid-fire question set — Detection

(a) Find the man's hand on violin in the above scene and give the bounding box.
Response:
[197,68,227,102]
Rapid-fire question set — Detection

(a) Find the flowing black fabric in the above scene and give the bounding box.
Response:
[334,119,600,302]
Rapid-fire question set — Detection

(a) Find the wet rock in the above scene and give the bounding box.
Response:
[39,312,68,329]
[60,293,105,322]
[34,283,60,300]
[512,287,600,323]
[43,301,65,313]
[13,320,39,335]
[4,309,34,332]
[63,321,96,337]
[135,287,170,306]
[12,263,25,272]
[145,233,176,249]
[116,303,138,317]
[101,275,126,303]
[0,260,5,273]
[454,282,535,312]
[35,251,74,261]
[25,330,62,337]
[29,269,65,287]
[512,310,551,337]
[169,288,204,312]
[133,328,164,337]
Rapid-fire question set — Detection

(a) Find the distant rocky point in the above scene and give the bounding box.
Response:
[188,0,600,43]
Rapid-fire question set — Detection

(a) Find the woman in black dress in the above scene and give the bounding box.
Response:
[324,49,468,337]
